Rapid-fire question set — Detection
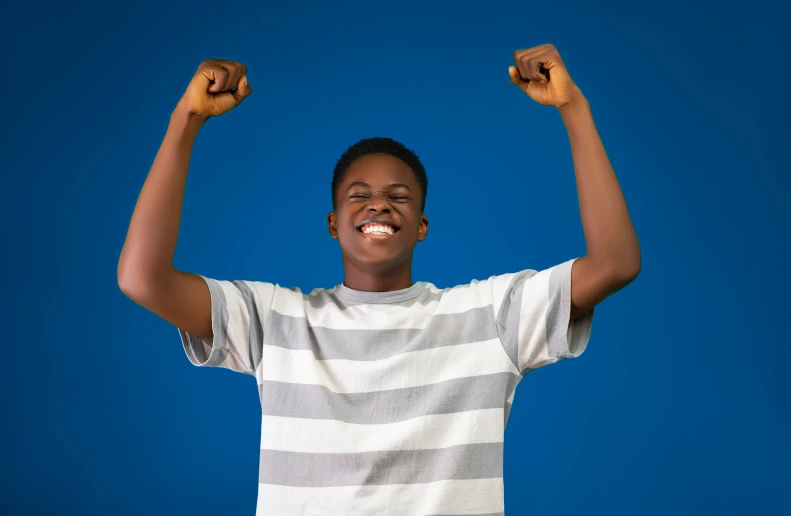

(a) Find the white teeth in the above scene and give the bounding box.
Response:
[362,224,394,235]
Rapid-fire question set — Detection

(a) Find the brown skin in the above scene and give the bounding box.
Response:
[118,59,251,341]
[509,44,641,319]
[327,153,429,292]
[119,44,641,345]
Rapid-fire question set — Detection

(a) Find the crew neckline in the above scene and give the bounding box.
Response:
[334,281,426,304]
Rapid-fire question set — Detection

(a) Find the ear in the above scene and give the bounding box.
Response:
[417,214,429,242]
[327,211,338,239]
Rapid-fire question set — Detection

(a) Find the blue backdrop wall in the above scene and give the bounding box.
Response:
[2,0,788,514]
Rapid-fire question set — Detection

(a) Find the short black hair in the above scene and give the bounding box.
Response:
[332,137,428,211]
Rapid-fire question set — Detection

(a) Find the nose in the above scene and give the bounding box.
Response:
[366,194,392,213]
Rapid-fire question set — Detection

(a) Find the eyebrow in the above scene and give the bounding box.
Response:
[345,181,412,191]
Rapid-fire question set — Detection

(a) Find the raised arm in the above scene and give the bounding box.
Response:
[118,59,252,340]
[509,44,641,321]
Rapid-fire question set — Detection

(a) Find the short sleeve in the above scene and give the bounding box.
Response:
[493,257,594,374]
[178,276,276,376]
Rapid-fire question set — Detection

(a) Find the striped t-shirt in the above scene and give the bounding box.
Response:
[178,257,594,515]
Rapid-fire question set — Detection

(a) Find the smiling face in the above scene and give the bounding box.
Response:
[328,153,428,272]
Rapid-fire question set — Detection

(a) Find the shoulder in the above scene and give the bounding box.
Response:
[427,271,537,315]
[226,281,325,317]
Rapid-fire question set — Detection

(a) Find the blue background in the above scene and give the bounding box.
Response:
[3,0,788,514]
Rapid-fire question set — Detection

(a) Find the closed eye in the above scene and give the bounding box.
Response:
[348,194,409,201]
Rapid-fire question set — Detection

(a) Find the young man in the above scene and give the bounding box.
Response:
[118,44,640,515]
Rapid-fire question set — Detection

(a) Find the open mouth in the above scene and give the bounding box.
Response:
[356,222,400,237]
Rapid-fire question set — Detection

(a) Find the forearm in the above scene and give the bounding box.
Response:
[560,97,640,277]
[118,108,206,292]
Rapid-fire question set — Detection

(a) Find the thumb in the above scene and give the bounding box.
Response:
[508,66,529,89]
[232,74,252,103]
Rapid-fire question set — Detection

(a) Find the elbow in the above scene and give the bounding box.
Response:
[608,242,641,284]
[117,256,136,294]
[118,271,140,299]
[117,264,144,301]
[621,259,641,282]
[117,259,160,303]
[612,257,641,287]
[591,254,640,287]
[625,246,642,280]
[117,259,130,294]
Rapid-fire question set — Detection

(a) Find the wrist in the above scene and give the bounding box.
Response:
[558,92,592,128]
[558,88,589,112]
[169,104,207,136]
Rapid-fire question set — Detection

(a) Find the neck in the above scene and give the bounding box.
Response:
[341,254,414,292]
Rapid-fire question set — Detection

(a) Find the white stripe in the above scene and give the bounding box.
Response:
[261,339,520,393]
[256,478,505,515]
[259,408,504,453]
[517,269,552,372]
[273,288,442,329]
[270,284,309,318]
[246,280,277,327]
[269,278,512,330]
[429,278,504,315]
[487,273,518,321]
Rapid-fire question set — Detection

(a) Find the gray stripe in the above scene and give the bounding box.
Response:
[265,307,498,361]
[496,270,537,373]
[546,263,572,360]
[259,442,503,487]
[307,283,444,309]
[259,372,520,424]
[179,277,229,367]
[203,278,230,366]
[233,280,263,371]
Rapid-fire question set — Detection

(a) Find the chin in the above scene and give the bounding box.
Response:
[343,246,407,269]
[357,252,402,268]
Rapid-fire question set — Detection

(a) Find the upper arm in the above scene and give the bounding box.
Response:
[121,269,277,375]
[120,269,213,341]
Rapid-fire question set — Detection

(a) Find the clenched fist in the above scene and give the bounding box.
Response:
[508,44,583,109]
[176,59,252,119]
